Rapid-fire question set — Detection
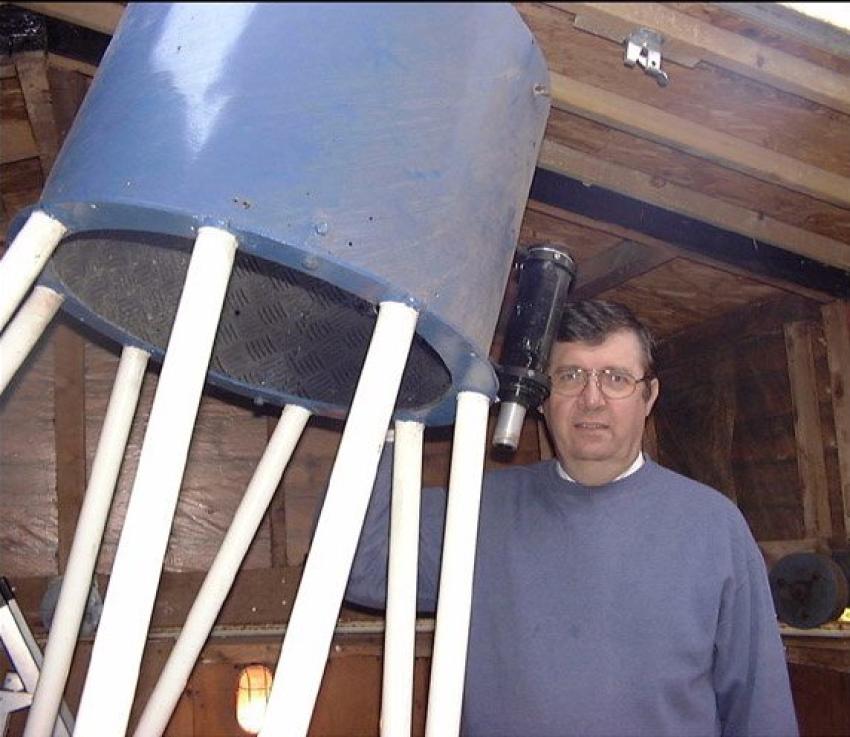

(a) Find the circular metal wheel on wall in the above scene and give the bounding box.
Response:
[768,552,850,629]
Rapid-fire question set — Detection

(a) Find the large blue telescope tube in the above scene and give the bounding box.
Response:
[14,2,551,425]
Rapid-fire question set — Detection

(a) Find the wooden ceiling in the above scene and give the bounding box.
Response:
[1,2,849,343]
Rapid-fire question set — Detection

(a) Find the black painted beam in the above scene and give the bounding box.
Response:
[0,4,110,65]
[530,167,850,299]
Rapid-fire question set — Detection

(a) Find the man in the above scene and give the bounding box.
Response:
[346,299,798,737]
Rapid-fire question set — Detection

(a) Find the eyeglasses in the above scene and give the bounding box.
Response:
[549,367,649,400]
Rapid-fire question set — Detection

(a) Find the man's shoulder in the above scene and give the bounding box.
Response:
[481,459,558,496]
[484,458,556,481]
[645,458,720,492]
[644,460,742,511]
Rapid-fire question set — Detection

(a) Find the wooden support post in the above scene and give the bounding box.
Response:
[821,301,850,543]
[54,318,87,572]
[13,51,60,178]
[785,321,832,540]
[47,65,91,143]
[47,59,93,575]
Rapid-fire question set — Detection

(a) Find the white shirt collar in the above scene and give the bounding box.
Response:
[557,452,645,484]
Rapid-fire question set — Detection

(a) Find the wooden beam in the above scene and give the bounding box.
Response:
[711,354,738,505]
[551,3,850,116]
[2,58,39,164]
[47,52,99,78]
[13,51,60,177]
[12,2,124,36]
[53,319,87,571]
[48,61,95,572]
[0,120,40,164]
[548,72,850,210]
[571,238,672,298]
[784,320,833,540]
[9,566,305,637]
[783,638,850,674]
[821,301,850,542]
[713,3,850,60]
[537,141,850,272]
[526,199,834,304]
[0,159,44,244]
[47,65,91,143]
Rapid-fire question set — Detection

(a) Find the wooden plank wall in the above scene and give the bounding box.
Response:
[654,295,847,549]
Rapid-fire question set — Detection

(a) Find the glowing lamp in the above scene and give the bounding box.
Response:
[236,664,273,735]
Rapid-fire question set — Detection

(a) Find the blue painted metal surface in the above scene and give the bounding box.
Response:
[15,2,550,424]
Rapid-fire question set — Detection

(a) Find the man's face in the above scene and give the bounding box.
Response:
[543,329,659,482]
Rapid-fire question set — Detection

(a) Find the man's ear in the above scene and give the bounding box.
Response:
[645,377,660,416]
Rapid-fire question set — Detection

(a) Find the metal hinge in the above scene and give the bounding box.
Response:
[624,28,669,87]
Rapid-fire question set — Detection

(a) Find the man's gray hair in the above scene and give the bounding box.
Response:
[557,299,656,378]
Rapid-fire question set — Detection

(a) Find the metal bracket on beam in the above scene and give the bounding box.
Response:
[624,28,669,87]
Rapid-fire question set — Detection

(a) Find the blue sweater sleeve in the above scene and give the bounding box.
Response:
[713,517,799,737]
[344,440,448,613]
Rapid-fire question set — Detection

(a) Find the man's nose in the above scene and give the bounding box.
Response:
[578,373,605,407]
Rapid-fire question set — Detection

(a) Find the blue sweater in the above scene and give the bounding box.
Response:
[346,456,799,737]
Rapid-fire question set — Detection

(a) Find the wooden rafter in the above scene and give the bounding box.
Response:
[537,140,850,272]
[47,52,99,78]
[571,238,672,298]
[714,2,850,60]
[549,72,850,210]
[12,2,125,36]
